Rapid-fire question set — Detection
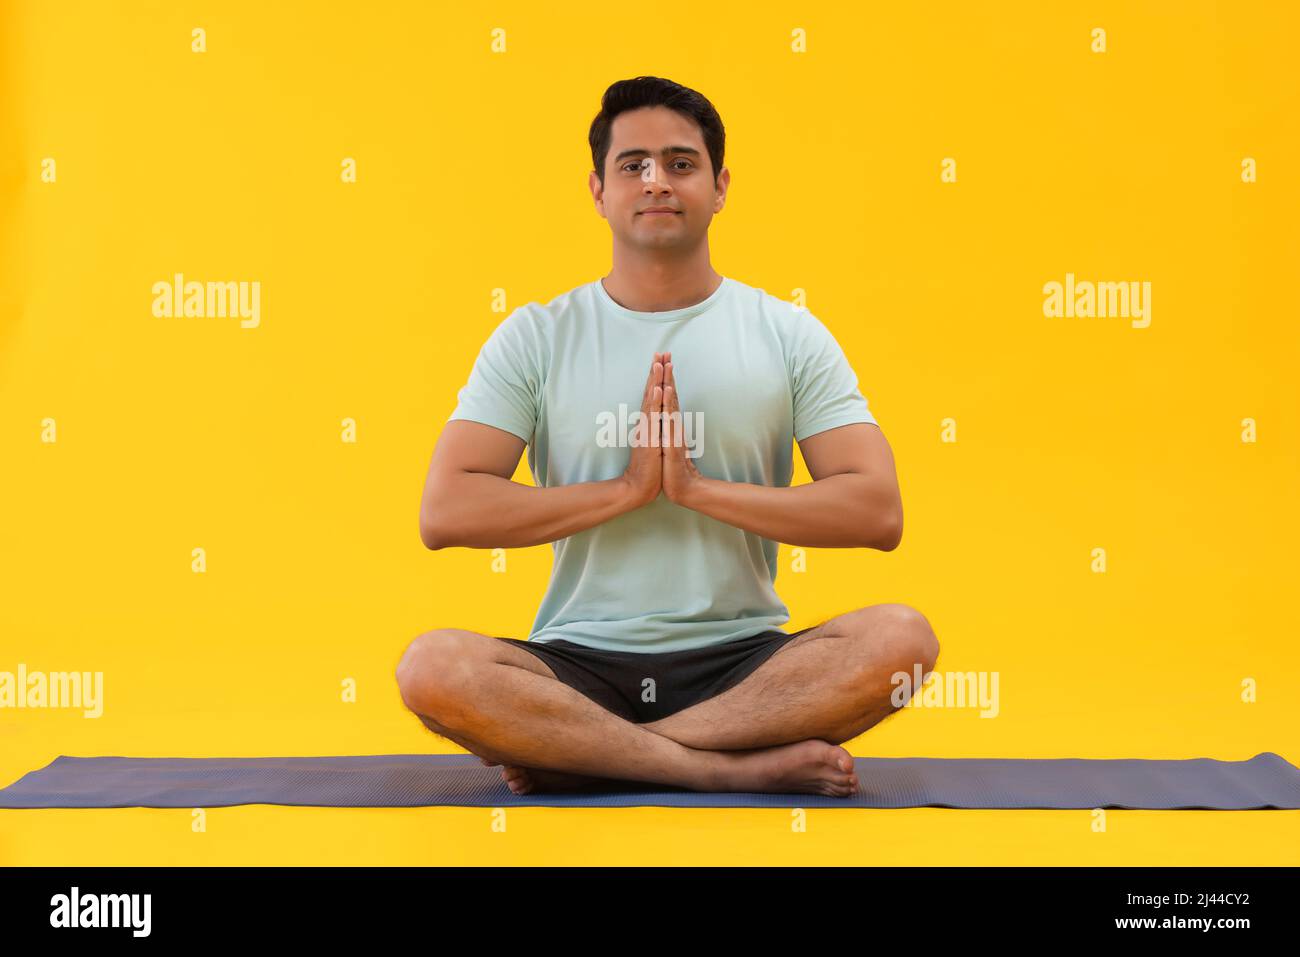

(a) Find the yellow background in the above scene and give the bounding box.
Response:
[1,0,1296,865]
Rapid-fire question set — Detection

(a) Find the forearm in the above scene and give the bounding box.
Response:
[424,472,640,550]
[683,473,900,549]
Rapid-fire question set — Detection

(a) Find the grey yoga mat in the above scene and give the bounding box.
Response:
[1,752,1297,809]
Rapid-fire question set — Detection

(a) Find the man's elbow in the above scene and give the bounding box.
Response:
[419,520,441,550]
[420,508,452,551]
[874,509,903,551]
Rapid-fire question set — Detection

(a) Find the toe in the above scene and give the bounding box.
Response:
[504,768,533,793]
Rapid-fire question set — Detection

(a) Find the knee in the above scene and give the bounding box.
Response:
[875,604,939,674]
[395,629,476,720]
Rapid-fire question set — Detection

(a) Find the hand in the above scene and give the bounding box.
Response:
[661,355,706,506]
[619,352,666,508]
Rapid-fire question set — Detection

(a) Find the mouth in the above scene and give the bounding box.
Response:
[639,210,681,216]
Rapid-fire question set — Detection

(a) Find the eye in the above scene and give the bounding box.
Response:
[622,158,695,173]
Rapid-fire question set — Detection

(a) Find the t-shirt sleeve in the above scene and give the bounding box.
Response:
[789,311,878,442]
[446,309,542,444]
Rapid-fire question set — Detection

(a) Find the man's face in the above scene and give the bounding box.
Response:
[590,105,728,251]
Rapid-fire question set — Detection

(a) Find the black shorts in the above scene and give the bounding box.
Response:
[492,626,816,724]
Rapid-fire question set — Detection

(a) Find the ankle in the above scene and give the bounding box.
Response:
[692,748,740,791]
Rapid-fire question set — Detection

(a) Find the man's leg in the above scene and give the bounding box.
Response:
[638,603,939,750]
[404,645,621,793]
[395,629,860,796]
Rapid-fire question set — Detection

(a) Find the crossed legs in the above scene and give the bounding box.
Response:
[394,603,939,796]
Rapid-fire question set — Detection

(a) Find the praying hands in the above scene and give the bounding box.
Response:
[619,352,707,509]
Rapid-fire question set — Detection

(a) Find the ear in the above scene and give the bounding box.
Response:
[589,169,607,219]
[713,166,730,213]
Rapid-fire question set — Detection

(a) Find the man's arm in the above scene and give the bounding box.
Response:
[673,422,904,550]
[419,420,641,550]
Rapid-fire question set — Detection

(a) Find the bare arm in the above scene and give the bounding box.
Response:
[672,421,904,550]
[420,355,668,550]
[418,420,641,550]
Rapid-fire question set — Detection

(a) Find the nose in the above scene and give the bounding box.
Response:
[641,157,673,194]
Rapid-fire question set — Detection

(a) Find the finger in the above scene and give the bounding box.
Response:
[651,384,663,448]
[643,357,663,410]
[660,361,670,452]
[651,360,664,424]
[635,360,663,449]
[664,362,680,448]
[665,364,674,449]
[639,371,655,449]
[666,386,678,449]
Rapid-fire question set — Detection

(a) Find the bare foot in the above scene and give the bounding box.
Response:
[466,752,591,793]
[474,741,860,797]
[713,739,860,796]
[499,765,614,794]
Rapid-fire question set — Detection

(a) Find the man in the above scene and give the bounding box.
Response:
[397,76,938,796]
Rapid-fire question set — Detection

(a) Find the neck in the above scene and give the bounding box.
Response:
[603,242,722,312]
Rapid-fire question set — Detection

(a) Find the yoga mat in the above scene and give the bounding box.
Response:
[1,752,1297,809]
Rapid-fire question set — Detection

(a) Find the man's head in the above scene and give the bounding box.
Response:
[588,76,729,252]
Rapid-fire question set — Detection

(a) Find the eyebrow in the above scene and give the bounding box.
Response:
[612,145,702,163]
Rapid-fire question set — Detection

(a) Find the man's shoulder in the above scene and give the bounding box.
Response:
[511,278,600,325]
[480,281,596,355]
[721,277,842,354]
[724,276,823,324]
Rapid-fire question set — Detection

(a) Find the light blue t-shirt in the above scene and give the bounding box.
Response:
[447,274,878,653]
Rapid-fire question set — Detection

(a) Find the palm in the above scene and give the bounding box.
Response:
[661,358,702,504]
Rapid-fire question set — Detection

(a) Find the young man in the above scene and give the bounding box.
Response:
[398,76,938,796]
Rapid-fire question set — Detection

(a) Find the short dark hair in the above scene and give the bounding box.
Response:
[588,76,725,187]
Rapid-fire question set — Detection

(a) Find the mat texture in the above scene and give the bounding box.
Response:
[1,752,1297,809]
